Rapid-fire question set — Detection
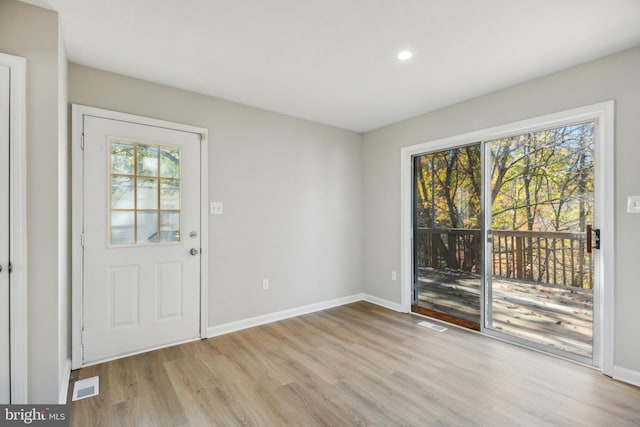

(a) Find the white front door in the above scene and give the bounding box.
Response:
[0,64,10,403]
[82,115,202,365]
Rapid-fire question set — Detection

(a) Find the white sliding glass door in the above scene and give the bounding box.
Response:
[485,122,596,362]
[409,112,605,365]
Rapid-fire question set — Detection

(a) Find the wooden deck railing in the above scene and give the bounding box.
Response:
[415,228,593,289]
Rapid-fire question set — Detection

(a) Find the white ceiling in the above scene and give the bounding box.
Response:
[21,0,640,132]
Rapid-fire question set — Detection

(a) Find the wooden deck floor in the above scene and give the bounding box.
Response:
[416,268,593,357]
[68,302,639,426]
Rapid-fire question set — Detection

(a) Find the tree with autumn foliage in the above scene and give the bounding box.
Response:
[415,122,594,287]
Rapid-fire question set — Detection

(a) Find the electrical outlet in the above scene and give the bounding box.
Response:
[263,279,269,290]
[391,271,397,281]
[627,196,640,213]
[210,202,223,215]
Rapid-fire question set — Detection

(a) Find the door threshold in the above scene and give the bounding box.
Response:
[411,305,480,331]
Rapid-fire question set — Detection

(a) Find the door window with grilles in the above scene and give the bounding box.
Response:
[110,139,181,245]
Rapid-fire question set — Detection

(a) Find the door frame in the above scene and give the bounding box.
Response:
[0,52,28,403]
[400,101,614,372]
[71,104,209,369]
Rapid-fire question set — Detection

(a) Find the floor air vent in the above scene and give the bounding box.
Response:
[72,376,100,401]
[418,320,447,332]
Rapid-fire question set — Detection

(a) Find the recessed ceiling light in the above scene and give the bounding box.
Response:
[397,50,413,61]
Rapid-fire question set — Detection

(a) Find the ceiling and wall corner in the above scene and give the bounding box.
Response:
[19,0,640,132]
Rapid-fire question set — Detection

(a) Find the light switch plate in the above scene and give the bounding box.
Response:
[210,202,223,215]
[627,196,640,213]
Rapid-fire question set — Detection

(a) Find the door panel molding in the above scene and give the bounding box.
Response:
[71,105,208,369]
[0,52,27,404]
[401,101,614,372]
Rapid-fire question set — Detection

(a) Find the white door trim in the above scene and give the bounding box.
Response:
[71,104,209,369]
[400,101,614,373]
[0,52,28,404]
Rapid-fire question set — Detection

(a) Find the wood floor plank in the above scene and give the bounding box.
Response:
[275,381,361,427]
[164,354,244,426]
[204,351,297,424]
[133,353,189,426]
[69,301,640,426]
[206,332,296,388]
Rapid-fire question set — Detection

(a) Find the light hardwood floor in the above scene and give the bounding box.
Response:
[68,302,640,426]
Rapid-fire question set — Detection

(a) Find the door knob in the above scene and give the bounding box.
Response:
[190,248,199,256]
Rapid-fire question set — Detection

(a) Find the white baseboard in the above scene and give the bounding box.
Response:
[59,358,71,404]
[207,294,364,338]
[610,365,640,388]
[362,294,403,312]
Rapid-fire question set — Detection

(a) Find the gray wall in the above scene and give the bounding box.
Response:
[0,0,69,403]
[362,46,640,373]
[68,64,363,327]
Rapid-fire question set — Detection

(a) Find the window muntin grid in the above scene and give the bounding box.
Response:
[110,139,181,245]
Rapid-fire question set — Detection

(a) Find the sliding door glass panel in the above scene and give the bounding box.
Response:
[487,122,595,358]
[413,144,482,328]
